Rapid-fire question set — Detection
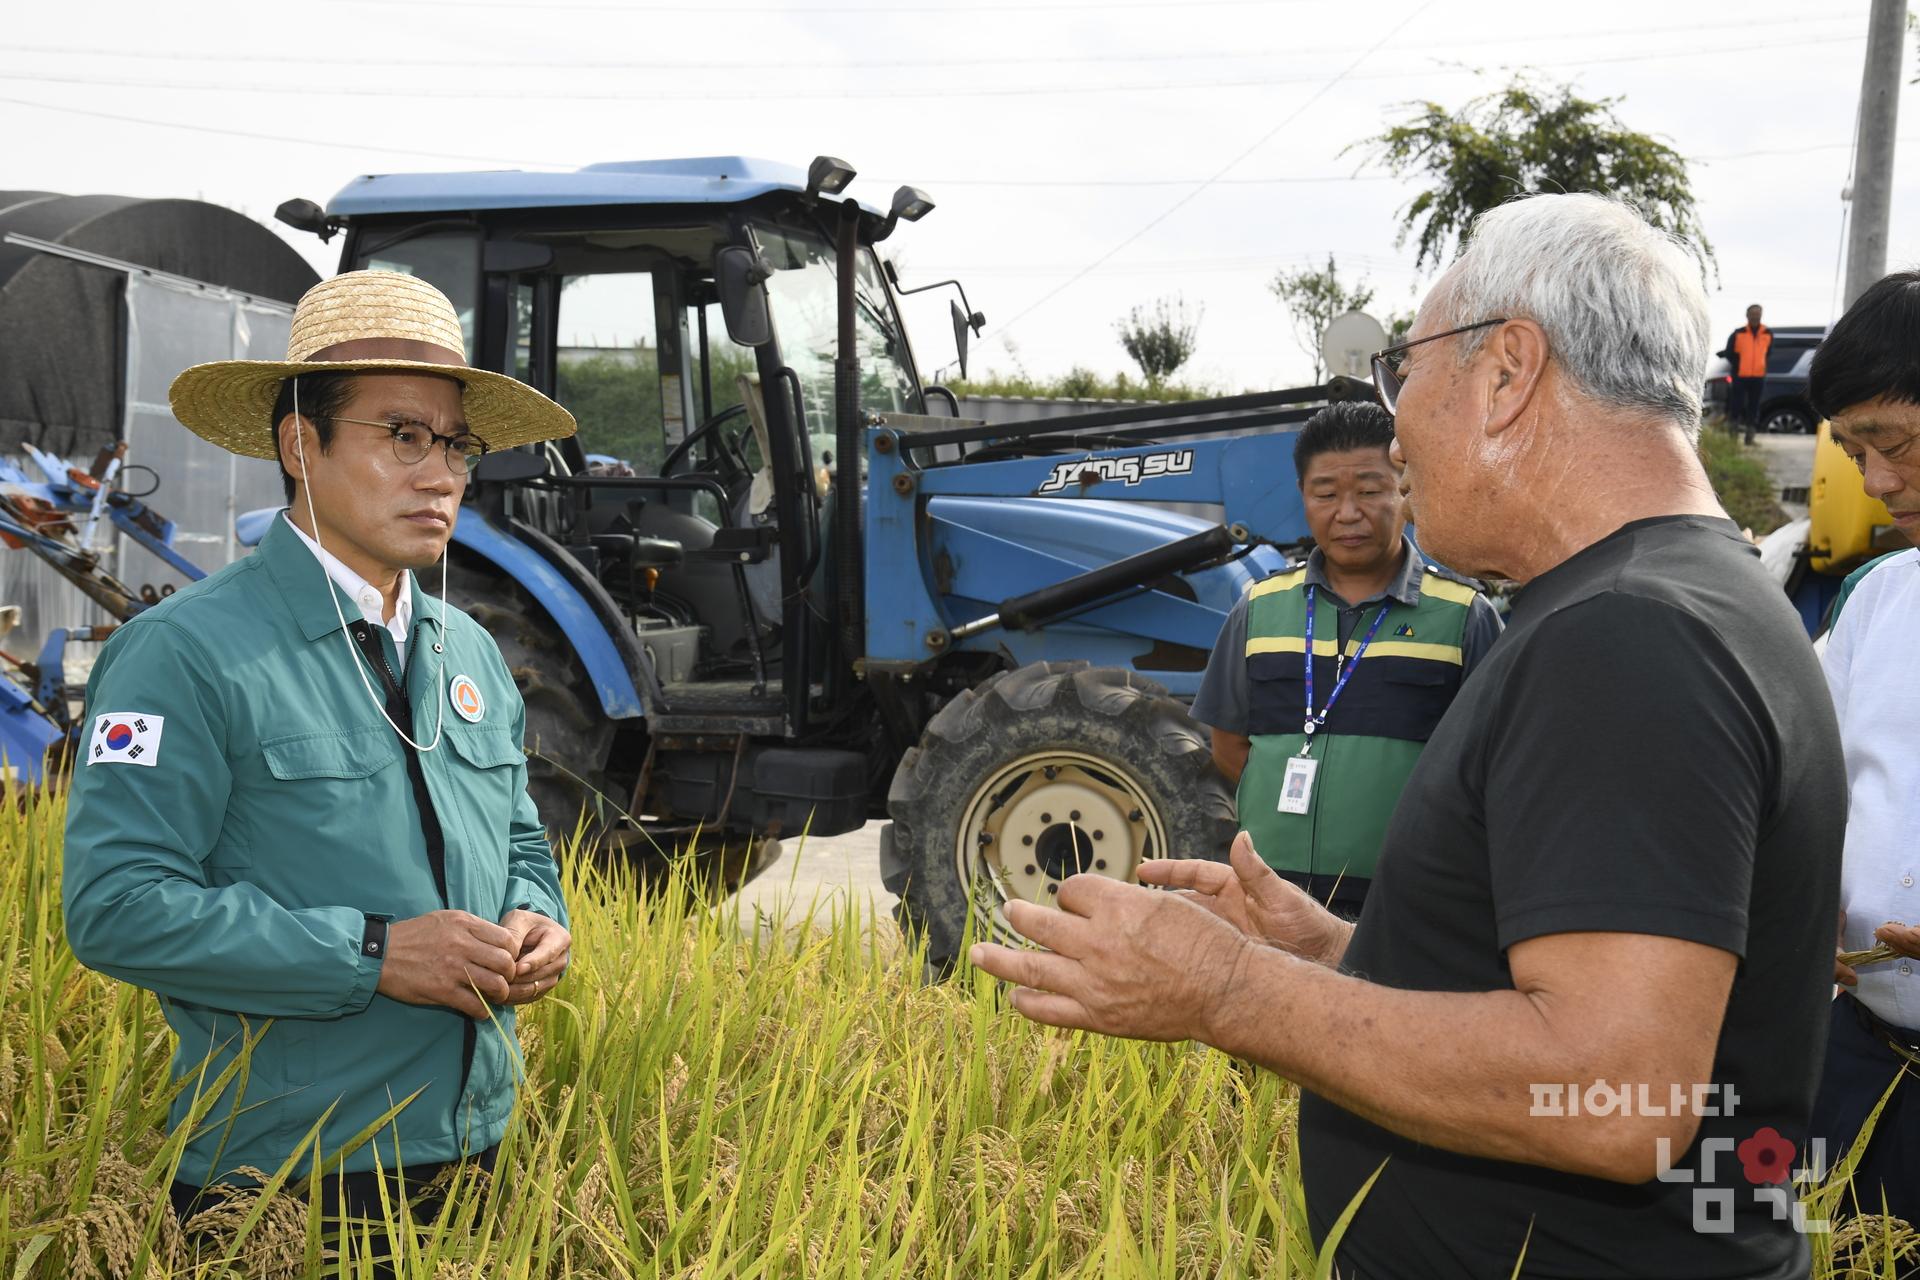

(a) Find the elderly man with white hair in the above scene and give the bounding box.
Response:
[972,194,1844,1279]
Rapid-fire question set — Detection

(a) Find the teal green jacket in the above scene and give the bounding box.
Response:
[62,512,566,1187]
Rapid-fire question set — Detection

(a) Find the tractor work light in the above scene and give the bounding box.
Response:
[806,156,856,200]
[889,186,935,223]
[873,186,936,242]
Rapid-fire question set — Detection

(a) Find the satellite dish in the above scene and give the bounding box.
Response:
[1321,310,1391,380]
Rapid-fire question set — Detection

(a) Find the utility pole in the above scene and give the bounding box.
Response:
[1843,0,1908,307]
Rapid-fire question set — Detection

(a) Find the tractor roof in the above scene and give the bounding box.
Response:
[326,156,881,217]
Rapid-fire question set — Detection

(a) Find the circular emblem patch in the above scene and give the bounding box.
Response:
[105,723,134,751]
[449,674,486,723]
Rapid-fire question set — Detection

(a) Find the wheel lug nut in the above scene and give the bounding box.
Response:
[1093,830,1105,841]
[1128,809,1144,822]
[1021,834,1034,846]
[1095,859,1107,871]
[1025,864,1037,876]
[1046,883,1058,895]
[1069,810,1081,822]
[1044,765,1058,779]
[1040,812,1052,823]
[977,832,993,847]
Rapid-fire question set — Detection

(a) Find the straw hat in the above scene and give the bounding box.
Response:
[168,270,576,461]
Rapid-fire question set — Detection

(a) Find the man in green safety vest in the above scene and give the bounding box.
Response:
[1192,401,1502,916]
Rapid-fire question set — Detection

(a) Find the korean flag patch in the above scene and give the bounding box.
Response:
[89,713,164,767]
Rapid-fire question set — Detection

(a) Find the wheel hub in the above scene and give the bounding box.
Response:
[957,751,1167,922]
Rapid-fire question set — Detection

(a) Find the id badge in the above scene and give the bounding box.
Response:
[1277,754,1318,815]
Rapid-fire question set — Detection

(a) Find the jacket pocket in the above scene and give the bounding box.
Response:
[1375,662,1460,742]
[262,725,403,780]
[1245,653,1306,738]
[252,726,406,868]
[444,724,521,770]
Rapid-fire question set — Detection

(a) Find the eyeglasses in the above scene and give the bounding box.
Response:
[329,416,490,475]
[1369,318,1509,415]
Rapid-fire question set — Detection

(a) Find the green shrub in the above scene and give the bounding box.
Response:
[1698,424,1789,536]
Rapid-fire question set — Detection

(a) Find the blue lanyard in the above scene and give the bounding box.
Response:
[1301,584,1390,753]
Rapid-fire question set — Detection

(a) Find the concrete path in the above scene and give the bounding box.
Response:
[727,820,897,929]
[1750,431,1817,522]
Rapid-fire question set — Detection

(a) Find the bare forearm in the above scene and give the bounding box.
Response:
[1204,944,1683,1181]
[1210,729,1250,785]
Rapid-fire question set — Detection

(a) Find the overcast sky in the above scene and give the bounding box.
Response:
[3,0,1911,392]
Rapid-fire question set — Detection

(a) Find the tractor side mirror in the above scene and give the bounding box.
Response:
[950,300,971,381]
[715,246,774,348]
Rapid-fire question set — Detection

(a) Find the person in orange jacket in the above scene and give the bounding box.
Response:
[1718,303,1771,443]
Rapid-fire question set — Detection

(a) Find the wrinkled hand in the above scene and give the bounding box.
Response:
[376,910,518,1020]
[1875,922,1920,963]
[498,909,571,1006]
[1137,832,1351,967]
[968,873,1254,1043]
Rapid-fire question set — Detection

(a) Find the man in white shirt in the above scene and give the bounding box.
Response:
[1807,269,1920,1232]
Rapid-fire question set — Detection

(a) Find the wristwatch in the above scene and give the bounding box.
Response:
[361,913,394,959]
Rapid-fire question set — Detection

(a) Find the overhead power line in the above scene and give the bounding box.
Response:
[0,13,1860,71]
[2,90,1900,185]
[989,0,1437,343]
[0,32,1868,102]
[0,94,562,169]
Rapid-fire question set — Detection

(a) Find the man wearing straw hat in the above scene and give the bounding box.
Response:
[973,196,1844,1277]
[63,270,577,1228]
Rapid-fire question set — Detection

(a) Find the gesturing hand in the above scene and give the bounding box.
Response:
[968,873,1255,1044]
[375,910,519,1020]
[1137,832,1352,968]
[498,909,570,1006]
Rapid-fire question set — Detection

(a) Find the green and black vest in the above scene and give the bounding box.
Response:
[1238,562,1476,900]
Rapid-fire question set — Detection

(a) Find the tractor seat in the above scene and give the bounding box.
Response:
[591,532,684,569]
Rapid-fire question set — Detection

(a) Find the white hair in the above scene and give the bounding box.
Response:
[1436,193,1712,436]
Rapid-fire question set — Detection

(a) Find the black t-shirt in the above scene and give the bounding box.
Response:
[1299,516,1844,1280]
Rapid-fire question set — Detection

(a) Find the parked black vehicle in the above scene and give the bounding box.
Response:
[1704,324,1824,433]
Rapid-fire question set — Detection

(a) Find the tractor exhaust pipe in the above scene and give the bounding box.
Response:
[833,203,865,668]
[950,523,1246,640]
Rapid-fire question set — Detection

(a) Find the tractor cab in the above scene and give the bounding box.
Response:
[306,158,943,737]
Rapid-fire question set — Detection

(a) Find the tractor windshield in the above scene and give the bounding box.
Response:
[752,225,922,447]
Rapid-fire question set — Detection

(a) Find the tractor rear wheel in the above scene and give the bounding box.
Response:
[883,661,1235,974]
[445,554,620,850]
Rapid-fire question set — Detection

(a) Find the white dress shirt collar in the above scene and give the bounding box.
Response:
[285,515,413,666]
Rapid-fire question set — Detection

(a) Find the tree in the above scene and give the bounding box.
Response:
[1350,72,1712,274]
[1115,295,1202,388]
[1269,254,1377,382]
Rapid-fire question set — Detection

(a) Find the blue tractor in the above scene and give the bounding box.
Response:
[273,155,1337,966]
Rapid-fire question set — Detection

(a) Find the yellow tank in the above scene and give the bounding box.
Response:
[1809,420,1896,574]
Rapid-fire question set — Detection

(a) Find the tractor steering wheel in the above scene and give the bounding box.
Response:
[660,402,756,497]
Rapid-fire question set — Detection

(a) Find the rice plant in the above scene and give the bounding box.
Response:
[0,785,1910,1277]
